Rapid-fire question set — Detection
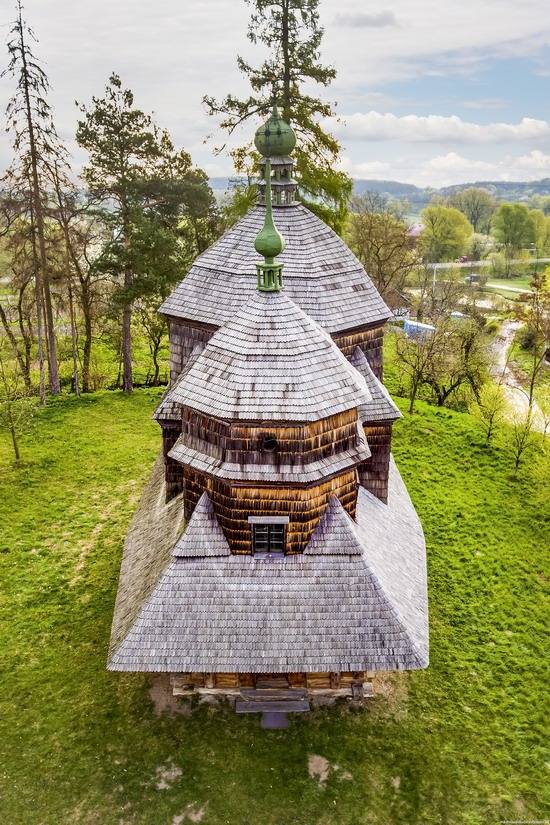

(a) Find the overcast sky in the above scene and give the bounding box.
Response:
[1,0,550,188]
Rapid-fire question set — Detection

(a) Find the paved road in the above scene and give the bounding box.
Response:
[491,320,547,434]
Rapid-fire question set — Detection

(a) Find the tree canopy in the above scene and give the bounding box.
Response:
[447,187,496,233]
[420,204,474,262]
[204,0,352,234]
[77,74,216,392]
[491,202,536,255]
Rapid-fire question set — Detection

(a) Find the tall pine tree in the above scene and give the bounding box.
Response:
[204,0,352,234]
[77,75,217,392]
[3,0,67,400]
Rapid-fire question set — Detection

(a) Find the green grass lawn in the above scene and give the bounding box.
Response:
[1,390,549,825]
[507,330,550,391]
[485,276,534,291]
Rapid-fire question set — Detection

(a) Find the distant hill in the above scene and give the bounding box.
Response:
[209,176,550,213]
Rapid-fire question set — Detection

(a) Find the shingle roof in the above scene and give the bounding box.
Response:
[173,493,230,557]
[350,347,402,423]
[108,455,186,656]
[159,204,391,334]
[165,290,374,422]
[108,455,428,673]
[152,343,205,423]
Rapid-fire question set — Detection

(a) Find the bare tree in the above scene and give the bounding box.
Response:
[509,406,536,477]
[347,193,419,299]
[396,319,489,413]
[0,339,36,464]
[469,382,509,445]
[515,273,550,407]
[3,1,68,397]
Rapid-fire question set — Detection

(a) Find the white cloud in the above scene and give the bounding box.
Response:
[341,150,550,188]
[461,99,506,110]
[326,112,550,144]
[334,11,398,28]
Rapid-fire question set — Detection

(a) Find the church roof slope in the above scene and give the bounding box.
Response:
[350,347,402,423]
[159,204,391,334]
[108,456,428,673]
[166,290,374,422]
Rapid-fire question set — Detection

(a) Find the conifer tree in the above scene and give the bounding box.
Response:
[204,0,352,233]
[3,0,66,400]
[77,75,217,392]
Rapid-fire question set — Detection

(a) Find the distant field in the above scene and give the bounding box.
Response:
[484,275,534,297]
[0,390,548,825]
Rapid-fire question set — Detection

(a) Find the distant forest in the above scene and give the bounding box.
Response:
[210,176,550,214]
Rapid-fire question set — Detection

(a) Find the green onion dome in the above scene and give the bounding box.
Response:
[254,210,286,260]
[254,105,296,158]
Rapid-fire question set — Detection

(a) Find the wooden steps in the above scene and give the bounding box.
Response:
[236,699,310,714]
[255,678,290,689]
[240,688,307,701]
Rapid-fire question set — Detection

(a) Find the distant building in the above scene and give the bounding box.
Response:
[404,319,436,339]
[406,222,424,239]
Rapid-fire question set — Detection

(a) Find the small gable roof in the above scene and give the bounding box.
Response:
[173,493,230,557]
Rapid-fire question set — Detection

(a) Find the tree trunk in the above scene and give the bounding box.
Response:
[122,283,133,393]
[10,422,21,464]
[80,281,92,393]
[67,275,80,396]
[281,0,291,123]
[409,379,419,414]
[19,19,60,395]
[122,203,133,393]
[17,283,33,388]
[29,205,46,406]
[0,303,31,393]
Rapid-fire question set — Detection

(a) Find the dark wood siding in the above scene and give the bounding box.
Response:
[184,468,358,554]
[359,422,393,503]
[332,324,384,379]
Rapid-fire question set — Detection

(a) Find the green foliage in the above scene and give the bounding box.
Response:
[346,193,419,297]
[447,187,496,233]
[491,203,536,256]
[0,390,548,823]
[76,75,216,305]
[203,0,352,234]
[420,205,474,262]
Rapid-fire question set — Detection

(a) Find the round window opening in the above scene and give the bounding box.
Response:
[262,434,279,452]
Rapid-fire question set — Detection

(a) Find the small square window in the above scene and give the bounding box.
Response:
[253,523,285,555]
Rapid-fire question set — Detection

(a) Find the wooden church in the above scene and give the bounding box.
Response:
[108,107,429,708]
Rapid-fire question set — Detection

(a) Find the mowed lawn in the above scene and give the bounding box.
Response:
[0,389,548,825]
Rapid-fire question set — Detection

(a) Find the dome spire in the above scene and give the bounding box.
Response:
[253,103,296,292]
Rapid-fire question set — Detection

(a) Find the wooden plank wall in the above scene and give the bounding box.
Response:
[181,408,359,467]
[358,423,392,504]
[332,324,384,379]
[160,423,184,501]
[171,672,366,690]
[184,468,358,554]
[168,318,214,383]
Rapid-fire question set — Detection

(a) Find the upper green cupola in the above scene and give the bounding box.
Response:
[254,104,296,158]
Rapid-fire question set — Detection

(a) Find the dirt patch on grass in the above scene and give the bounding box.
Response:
[172,804,206,823]
[371,671,409,718]
[308,755,331,785]
[149,674,192,716]
[155,763,182,790]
